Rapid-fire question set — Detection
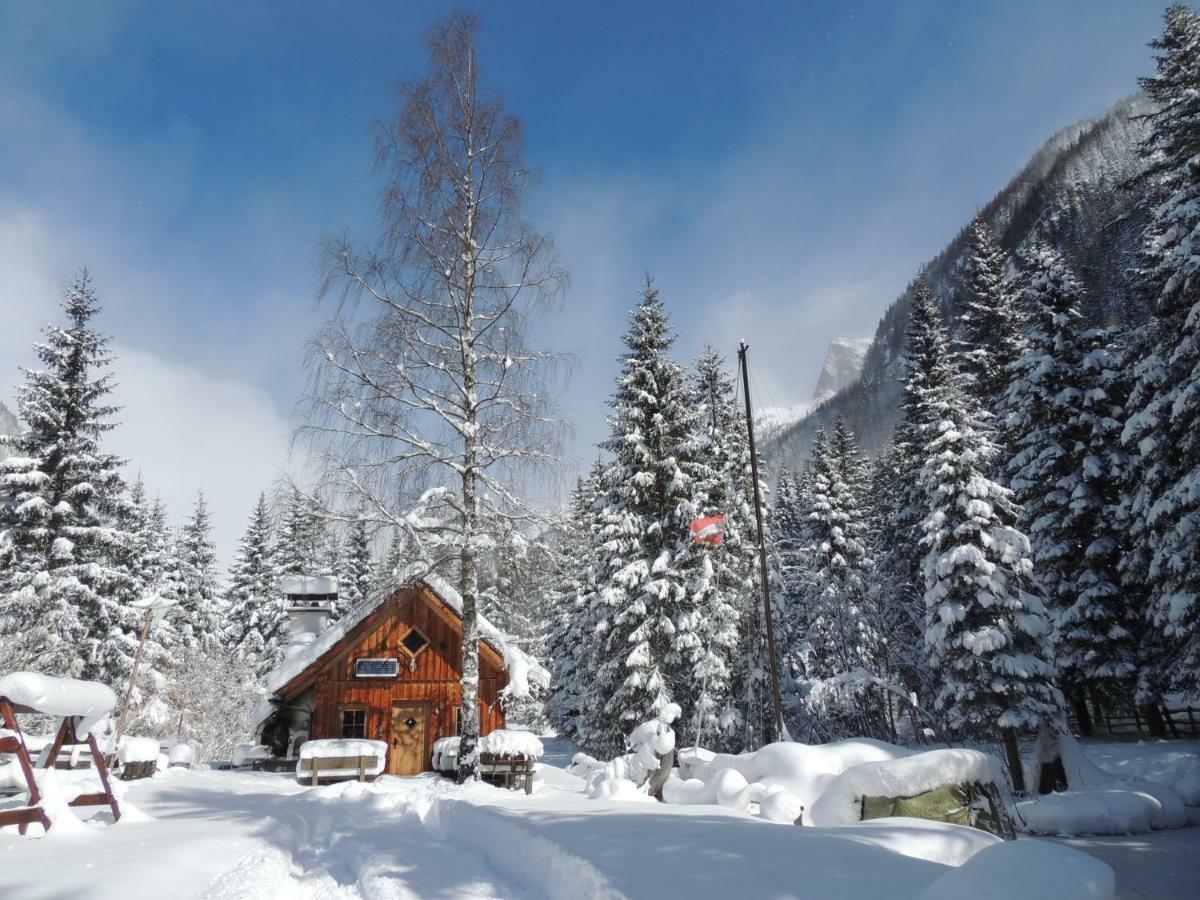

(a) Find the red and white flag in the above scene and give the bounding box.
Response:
[689,514,726,545]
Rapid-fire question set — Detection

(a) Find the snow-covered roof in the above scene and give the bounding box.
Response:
[0,672,116,735]
[265,577,547,699]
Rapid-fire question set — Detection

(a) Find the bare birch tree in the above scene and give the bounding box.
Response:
[301,11,567,781]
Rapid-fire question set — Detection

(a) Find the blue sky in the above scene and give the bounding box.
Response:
[0,0,1168,561]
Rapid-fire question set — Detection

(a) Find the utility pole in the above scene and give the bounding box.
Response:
[737,341,788,742]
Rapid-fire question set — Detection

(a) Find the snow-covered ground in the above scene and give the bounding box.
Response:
[2,737,1196,899]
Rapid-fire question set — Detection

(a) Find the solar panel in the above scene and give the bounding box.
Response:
[355,657,399,678]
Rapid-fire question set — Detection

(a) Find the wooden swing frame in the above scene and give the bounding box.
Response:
[0,695,121,834]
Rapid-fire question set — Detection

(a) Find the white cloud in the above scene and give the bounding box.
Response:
[109,345,292,568]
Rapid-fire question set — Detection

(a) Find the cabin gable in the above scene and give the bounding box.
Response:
[271,581,508,776]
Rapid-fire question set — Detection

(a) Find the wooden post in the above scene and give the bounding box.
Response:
[312,758,320,787]
[112,607,155,761]
[737,341,787,743]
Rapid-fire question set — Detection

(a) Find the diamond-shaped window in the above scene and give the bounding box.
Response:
[401,629,429,656]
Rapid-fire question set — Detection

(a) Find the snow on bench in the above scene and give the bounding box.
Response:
[0,672,116,735]
[296,738,387,784]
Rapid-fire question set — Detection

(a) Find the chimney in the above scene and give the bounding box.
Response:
[280,574,338,659]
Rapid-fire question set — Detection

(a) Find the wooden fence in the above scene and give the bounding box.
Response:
[1066,704,1200,739]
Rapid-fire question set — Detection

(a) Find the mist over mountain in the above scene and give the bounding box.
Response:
[767,94,1152,470]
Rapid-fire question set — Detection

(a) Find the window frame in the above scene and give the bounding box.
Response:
[339,706,368,739]
[354,657,400,678]
[399,626,431,659]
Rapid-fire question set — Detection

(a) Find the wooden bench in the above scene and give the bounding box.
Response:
[119,760,157,781]
[478,752,535,795]
[297,754,378,786]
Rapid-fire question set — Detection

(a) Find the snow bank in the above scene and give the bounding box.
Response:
[1086,740,1200,805]
[920,838,1114,900]
[476,729,544,759]
[831,817,1001,866]
[117,736,161,765]
[688,738,912,811]
[295,739,387,778]
[1016,730,1188,834]
[808,748,1002,827]
[0,672,116,735]
[1017,788,1177,836]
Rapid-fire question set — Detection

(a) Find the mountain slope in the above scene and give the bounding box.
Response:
[767,94,1152,469]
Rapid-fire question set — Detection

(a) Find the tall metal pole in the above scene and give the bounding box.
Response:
[737,341,787,742]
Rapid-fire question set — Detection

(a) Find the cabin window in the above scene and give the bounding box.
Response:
[401,627,430,657]
[340,708,367,738]
[355,657,399,678]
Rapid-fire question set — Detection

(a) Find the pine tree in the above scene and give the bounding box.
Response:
[172,491,222,651]
[0,271,131,681]
[918,311,1060,788]
[955,218,1024,410]
[1005,244,1139,726]
[586,281,708,753]
[275,488,330,578]
[1121,4,1200,695]
[226,493,284,677]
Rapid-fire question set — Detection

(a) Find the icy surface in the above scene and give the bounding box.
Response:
[0,672,116,735]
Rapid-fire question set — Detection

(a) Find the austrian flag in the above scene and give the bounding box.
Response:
[689,514,726,545]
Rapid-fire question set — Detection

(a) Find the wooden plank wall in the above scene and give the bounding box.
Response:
[308,587,507,770]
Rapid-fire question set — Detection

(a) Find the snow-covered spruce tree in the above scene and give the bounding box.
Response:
[584,281,707,755]
[955,218,1024,413]
[275,488,331,577]
[689,345,758,751]
[1005,244,1139,729]
[111,476,177,729]
[171,491,223,652]
[1121,3,1200,695]
[306,11,567,781]
[545,473,600,741]
[874,277,953,727]
[340,514,374,609]
[797,419,890,740]
[919,325,1061,790]
[772,463,816,730]
[226,492,285,677]
[0,271,131,681]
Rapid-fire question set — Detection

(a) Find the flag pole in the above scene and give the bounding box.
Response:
[737,341,788,743]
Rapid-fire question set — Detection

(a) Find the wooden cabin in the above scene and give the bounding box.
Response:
[266,578,509,776]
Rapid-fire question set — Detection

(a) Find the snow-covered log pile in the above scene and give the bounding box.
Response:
[117,736,161,766]
[295,739,387,779]
[232,743,273,767]
[472,729,544,760]
[0,672,116,735]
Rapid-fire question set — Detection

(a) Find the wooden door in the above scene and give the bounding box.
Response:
[389,701,428,775]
